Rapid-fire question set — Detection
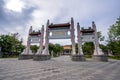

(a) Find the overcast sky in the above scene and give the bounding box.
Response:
[0,0,120,45]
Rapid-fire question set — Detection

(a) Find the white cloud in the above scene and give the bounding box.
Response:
[1,0,120,45]
[5,0,25,12]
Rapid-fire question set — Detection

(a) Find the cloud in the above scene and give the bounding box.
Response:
[0,0,120,45]
[0,0,36,33]
[5,0,25,12]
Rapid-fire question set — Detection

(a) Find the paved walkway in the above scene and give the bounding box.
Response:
[0,56,120,80]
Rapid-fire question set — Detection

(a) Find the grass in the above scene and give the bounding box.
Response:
[84,55,120,60]
[1,55,120,60]
[109,56,120,60]
[85,55,92,58]
[0,55,18,58]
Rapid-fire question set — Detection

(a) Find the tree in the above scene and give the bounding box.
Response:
[108,17,120,41]
[49,43,63,57]
[107,17,120,55]
[0,33,25,57]
[97,31,105,42]
[82,42,94,55]
[49,43,54,55]
[30,45,39,54]
[99,44,108,54]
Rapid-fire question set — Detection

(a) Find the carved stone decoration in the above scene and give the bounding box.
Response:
[48,23,71,39]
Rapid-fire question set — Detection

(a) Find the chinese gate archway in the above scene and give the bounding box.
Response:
[37,18,76,61]
[76,22,108,61]
[19,26,44,60]
[18,18,108,61]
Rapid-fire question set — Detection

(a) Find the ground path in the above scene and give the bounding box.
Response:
[0,56,120,80]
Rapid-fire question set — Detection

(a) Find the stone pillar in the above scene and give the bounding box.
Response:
[70,18,76,55]
[25,26,33,55]
[92,21,108,61]
[72,23,86,61]
[35,25,44,55]
[92,21,104,55]
[35,20,51,61]
[34,25,50,61]
[18,26,33,60]
[77,23,83,55]
[92,22,99,55]
[42,20,49,55]
[39,25,44,51]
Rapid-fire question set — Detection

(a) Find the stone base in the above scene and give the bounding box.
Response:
[71,55,86,61]
[18,54,33,60]
[92,55,108,62]
[33,55,51,61]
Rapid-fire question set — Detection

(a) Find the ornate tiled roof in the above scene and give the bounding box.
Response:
[48,23,70,28]
[29,30,41,36]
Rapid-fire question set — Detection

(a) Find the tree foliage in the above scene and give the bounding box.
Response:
[97,31,105,41]
[49,43,63,57]
[30,45,39,54]
[107,17,120,55]
[108,17,120,41]
[82,42,94,55]
[0,33,25,57]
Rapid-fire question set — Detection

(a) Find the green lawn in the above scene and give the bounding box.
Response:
[109,56,120,60]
